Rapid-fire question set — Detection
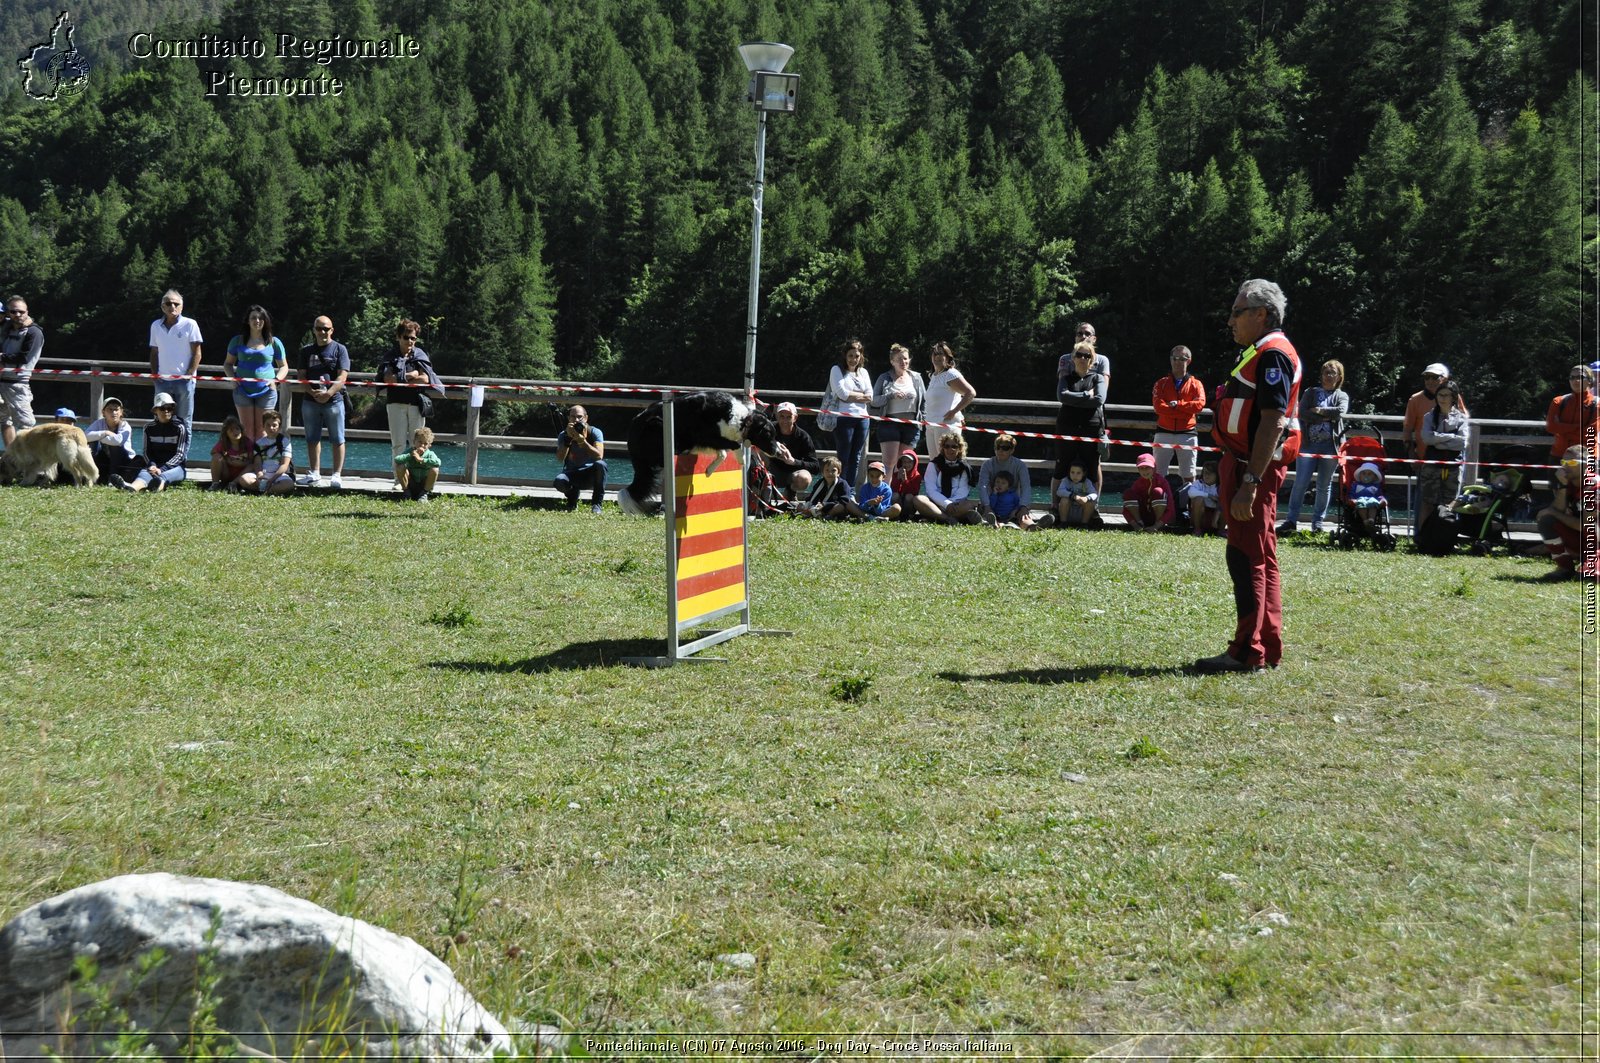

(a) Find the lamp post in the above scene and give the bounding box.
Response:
[738,41,797,400]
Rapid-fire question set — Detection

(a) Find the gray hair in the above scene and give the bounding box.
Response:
[162,288,183,303]
[1236,278,1287,329]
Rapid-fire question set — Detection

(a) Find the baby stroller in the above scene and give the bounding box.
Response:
[1332,432,1397,550]
[1448,465,1529,555]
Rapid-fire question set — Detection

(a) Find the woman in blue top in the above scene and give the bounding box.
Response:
[222,305,288,444]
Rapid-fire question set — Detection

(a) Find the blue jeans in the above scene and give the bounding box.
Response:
[158,378,197,426]
[555,460,608,503]
[1283,450,1336,527]
[134,465,187,489]
[832,416,869,486]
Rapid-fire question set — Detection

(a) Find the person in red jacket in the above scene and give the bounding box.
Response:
[1195,278,1302,674]
[1545,364,1597,460]
[1151,345,1206,519]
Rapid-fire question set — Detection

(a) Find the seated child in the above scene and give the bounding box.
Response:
[1055,461,1099,527]
[982,470,1029,528]
[1348,461,1387,531]
[84,396,138,485]
[1185,461,1224,536]
[1122,453,1172,531]
[208,415,254,492]
[395,426,441,501]
[239,408,296,495]
[889,450,922,520]
[1535,445,1591,580]
[801,456,849,519]
[845,460,900,521]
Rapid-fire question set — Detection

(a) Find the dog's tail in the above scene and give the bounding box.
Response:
[64,441,97,487]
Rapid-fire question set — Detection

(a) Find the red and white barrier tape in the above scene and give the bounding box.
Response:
[23,366,1567,472]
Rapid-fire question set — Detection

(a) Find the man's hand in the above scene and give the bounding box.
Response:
[1230,483,1256,522]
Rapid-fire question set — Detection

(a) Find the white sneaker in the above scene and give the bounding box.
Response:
[295,473,317,487]
[329,475,343,490]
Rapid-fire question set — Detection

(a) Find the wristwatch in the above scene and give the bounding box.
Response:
[1241,471,1261,485]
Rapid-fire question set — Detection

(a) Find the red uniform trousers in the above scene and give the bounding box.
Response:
[1219,452,1287,667]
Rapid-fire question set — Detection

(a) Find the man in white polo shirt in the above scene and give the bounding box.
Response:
[147,289,203,425]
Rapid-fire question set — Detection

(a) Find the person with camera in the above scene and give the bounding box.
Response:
[554,404,607,513]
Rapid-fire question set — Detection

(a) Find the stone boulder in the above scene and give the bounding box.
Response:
[0,873,515,1060]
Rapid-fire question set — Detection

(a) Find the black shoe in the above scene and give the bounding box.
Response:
[563,495,578,511]
[109,474,130,491]
[1193,651,1267,674]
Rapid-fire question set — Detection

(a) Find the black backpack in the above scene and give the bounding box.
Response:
[1414,511,1460,557]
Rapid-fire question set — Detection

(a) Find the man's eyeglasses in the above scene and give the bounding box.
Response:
[995,443,1014,450]
[314,325,333,332]
[941,442,961,450]
[1228,306,1256,319]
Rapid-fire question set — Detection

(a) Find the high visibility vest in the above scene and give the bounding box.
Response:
[1212,330,1302,464]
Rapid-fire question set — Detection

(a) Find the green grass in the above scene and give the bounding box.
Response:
[0,487,1591,1060]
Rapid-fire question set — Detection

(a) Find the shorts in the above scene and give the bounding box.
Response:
[0,383,36,430]
[302,395,346,446]
[234,384,279,410]
[875,418,921,447]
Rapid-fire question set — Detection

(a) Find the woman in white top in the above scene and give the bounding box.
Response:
[923,341,977,461]
[870,343,925,477]
[826,338,872,486]
[914,431,983,524]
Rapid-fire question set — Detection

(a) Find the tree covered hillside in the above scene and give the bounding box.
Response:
[0,0,1591,428]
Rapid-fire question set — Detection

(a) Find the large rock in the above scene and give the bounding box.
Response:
[0,873,514,1060]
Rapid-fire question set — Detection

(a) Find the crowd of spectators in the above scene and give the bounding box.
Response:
[0,290,1593,578]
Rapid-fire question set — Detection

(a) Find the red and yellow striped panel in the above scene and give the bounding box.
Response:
[673,452,746,623]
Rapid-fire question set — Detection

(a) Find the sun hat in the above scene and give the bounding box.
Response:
[54,407,76,419]
[152,392,177,409]
[867,460,886,473]
[775,401,798,415]
[1135,453,1156,469]
[1423,362,1449,377]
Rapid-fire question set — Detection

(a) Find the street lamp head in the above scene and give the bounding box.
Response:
[739,41,793,73]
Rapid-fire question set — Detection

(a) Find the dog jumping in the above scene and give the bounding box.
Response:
[0,422,98,487]
[617,391,776,516]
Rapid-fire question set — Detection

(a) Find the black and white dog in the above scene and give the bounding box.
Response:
[617,391,776,516]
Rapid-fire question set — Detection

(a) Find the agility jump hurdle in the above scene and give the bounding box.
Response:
[624,397,787,667]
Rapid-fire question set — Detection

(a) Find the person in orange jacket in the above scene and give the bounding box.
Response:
[1545,364,1597,460]
[1151,345,1206,518]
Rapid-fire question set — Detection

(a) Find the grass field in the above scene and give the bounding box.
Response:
[0,486,1592,1060]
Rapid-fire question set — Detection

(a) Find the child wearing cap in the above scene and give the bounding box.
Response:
[1535,445,1593,581]
[844,460,900,521]
[117,392,190,492]
[1121,453,1172,531]
[84,397,138,485]
[1348,461,1388,532]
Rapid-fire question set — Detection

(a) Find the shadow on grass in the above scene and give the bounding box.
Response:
[431,638,664,673]
[939,664,1189,684]
[319,507,430,520]
[497,494,585,512]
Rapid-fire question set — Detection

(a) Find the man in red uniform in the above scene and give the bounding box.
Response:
[1545,364,1597,459]
[1195,278,1302,674]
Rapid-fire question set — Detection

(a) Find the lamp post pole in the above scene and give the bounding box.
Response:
[736,41,795,401]
[743,110,768,399]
